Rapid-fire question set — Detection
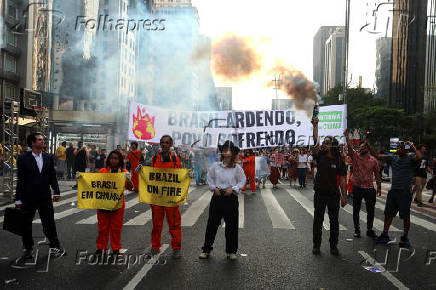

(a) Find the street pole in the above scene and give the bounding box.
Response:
[273,74,281,110]
[343,0,351,105]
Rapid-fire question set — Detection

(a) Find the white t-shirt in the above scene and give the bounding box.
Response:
[297,154,308,169]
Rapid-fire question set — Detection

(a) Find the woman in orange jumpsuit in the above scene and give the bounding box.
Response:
[96,150,132,256]
[128,141,141,192]
[242,150,256,192]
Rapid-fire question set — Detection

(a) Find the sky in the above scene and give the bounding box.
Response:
[191,0,392,110]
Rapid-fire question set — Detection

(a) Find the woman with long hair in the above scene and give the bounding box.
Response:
[95,150,133,257]
[199,141,246,260]
[269,149,281,189]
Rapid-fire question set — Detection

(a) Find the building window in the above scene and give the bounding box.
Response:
[5,84,16,98]
[7,3,18,19]
[4,55,16,73]
[6,29,17,47]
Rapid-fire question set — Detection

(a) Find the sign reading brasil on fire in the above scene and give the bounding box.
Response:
[77,173,126,210]
[138,167,191,207]
[128,101,347,149]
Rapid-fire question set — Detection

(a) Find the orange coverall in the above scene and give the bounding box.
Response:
[242,155,256,192]
[128,150,141,191]
[151,152,182,251]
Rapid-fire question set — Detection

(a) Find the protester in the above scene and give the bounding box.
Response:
[14,133,65,263]
[95,148,106,171]
[242,150,256,193]
[193,150,206,185]
[128,142,141,193]
[288,150,298,187]
[94,150,133,258]
[88,144,98,173]
[199,140,246,260]
[269,150,280,189]
[72,141,88,189]
[141,135,182,259]
[65,142,75,180]
[344,130,381,239]
[55,141,67,179]
[297,148,309,189]
[370,141,423,248]
[429,158,436,203]
[412,145,430,207]
[255,152,270,189]
[311,117,347,256]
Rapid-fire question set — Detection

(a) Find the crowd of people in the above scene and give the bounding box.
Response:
[5,119,436,265]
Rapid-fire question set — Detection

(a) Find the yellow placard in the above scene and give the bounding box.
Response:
[138,167,191,207]
[77,173,125,210]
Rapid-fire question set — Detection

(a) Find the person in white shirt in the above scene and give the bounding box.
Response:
[297,148,309,188]
[199,141,246,261]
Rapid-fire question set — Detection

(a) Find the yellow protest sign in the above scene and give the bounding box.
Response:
[77,173,125,210]
[138,167,191,207]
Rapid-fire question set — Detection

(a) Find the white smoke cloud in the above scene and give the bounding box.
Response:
[0,16,4,48]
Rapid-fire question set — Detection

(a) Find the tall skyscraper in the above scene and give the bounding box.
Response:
[313,26,343,96]
[424,0,436,112]
[324,27,345,94]
[391,0,428,114]
[375,37,392,100]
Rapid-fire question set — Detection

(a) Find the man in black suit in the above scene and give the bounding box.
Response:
[15,132,66,260]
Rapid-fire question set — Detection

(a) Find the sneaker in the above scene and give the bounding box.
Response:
[198,252,210,259]
[72,185,78,189]
[330,247,340,256]
[366,230,377,238]
[429,198,434,203]
[414,198,418,203]
[227,253,237,261]
[23,249,33,260]
[399,236,411,248]
[172,249,182,259]
[417,202,423,207]
[353,231,361,238]
[375,233,391,245]
[50,247,66,258]
[312,247,321,255]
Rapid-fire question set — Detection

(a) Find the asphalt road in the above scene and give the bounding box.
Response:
[1,181,436,290]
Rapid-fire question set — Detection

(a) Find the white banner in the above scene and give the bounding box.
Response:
[128,101,347,149]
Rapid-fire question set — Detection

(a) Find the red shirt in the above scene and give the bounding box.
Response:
[350,151,380,189]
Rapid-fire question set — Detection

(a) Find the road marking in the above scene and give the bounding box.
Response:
[374,202,436,232]
[0,190,76,212]
[222,194,245,229]
[124,209,152,226]
[34,208,83,223]
[341,204,401,232]
[359,251,409,290]
[261,188,295,229]
[123,244,169,290]
[285,188,347,231]
[182,191,211,227]
[76,197,141,225]
[375,197,436,220]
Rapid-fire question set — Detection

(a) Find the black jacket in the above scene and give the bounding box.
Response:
[15,151,60,201]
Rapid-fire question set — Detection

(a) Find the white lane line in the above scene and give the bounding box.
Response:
[182,191,211,227]
[261,188,295,229]
[34,208,83,223]
[221,194,245,229]
[123,244,169,290]
[375,197,436,220]
[124,209,152,226]
[359,251,409,290]
[285,188,347,231]
[0,190,76,212]
[76,197,140,225]
[374,202,436,232]
[342,204,401,232]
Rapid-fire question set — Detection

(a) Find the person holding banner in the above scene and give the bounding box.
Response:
[199,140,246,261]
[95,150,133,257]
[128,142,141,193]
[148,135,183,259]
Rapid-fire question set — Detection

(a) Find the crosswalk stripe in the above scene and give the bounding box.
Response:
[182,191,211,227]
[221,193,245,229]
[124,209,152,226]
[34,208,83,223]
[374,202,436,232]
[261,188,295,229]
[285,188,347,231]
[76,197,141,225]
[0,190,76,213]
[341,204,401,232]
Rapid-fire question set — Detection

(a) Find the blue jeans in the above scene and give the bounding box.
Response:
[297,168,307,187]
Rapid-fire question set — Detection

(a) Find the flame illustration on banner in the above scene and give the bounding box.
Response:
[132,106,156,140]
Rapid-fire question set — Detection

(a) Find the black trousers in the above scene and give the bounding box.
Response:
[352,186,376,232]
[313,192,339,248]
[21,199,60,250]
[202,194,238,254]
[66,160,74,179]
